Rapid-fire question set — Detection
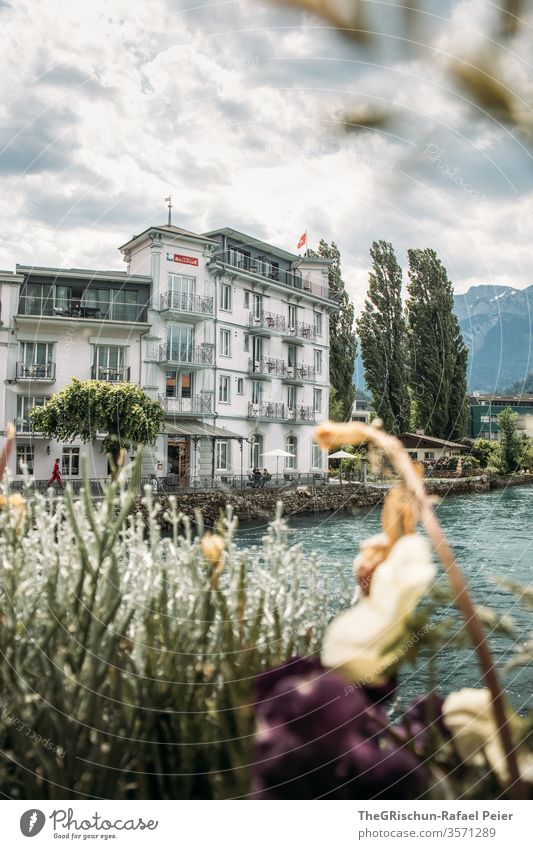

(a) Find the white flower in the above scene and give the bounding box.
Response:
[443,688,532,783]
[321,534,435,685]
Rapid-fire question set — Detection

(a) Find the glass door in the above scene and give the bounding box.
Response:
[169,274,196,310]
[168,323,194,362]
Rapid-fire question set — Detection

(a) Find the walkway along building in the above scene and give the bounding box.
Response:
[0,224,338,485]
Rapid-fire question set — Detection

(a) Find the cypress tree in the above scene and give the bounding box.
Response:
[356,241,409,434]
[313,240,357,420]
[406,248,468,440]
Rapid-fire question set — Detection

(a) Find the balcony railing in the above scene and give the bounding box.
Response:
[16,362,56,381]
[248,312,287,332]
[248,357,286,378]
[159,394,213,415]
[211,251,339,302]
[18,296,148,323]
[91,365,131,382]
[160,291,214,316]
[284,321,317,342]
[282,364,316,382]
[159,343,214,366]
[15,418,45,435]
[248,402,316,422]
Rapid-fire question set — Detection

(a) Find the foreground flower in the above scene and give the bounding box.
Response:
[252,657,427,799]
[0,492,27,529]
[443,688,533,784]
[321,534,435,685]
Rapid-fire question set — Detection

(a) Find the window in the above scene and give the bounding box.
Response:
[244,291,250,308]
[288,304,297,330]
[243,335,249,352]
[287,344,297,368]
[252,293,263,320]
[215,440,229,471]
[92,345,127,381]
[285,435,297,470]
[169,274,196,297]
[16,395,47,432]
[62,446,80,476]
[166,370,193,398]
[220,328,231,357]
[16,445,34,475]
[20,283,53,316]
[313,388,322,414]
[228,247,250,269]
[19,342,54,379]
[219,375,231,403]
[220,282,232,311]
[287,384,297,410]
[249,434,263,469]
[236,378,244,394]
[312,442,322,469]
[314,312,323,337]
[314,349,323,374]
[251,380,263,405]
[424,451,435,460]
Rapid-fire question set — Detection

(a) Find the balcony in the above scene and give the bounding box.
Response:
[159,343,214,367]
[160,291,214,319]
[248,402,317,423]
[91,365,131,382]
[281,364,316,383]
[17,296,148,323]
[210,251,339,302]
[15,418,46,436]
[248,401,287,421]
[248,357,286,378]
[283,321,317,344]
[248,311,287,334]
[159,394,214,416]
[16,362,56,382]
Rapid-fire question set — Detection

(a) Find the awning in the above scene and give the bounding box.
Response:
[163,419,243,440]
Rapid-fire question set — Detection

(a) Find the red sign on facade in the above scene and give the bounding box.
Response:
[169,253,198,266]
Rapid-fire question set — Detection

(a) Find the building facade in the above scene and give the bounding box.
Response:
[0,224,337,484]
[468,394,533,441]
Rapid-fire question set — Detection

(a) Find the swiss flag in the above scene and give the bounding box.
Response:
[297,231,307,250]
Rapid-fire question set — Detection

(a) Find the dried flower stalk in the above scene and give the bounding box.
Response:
[316,419,526,799]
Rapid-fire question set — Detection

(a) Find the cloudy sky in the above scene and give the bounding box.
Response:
[2,0,533,310]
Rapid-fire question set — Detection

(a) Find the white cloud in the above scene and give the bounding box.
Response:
[0,0,532,308]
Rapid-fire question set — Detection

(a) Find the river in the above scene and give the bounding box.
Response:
[235,486,533,711]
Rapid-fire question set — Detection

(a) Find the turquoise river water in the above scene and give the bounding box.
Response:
[235,486,533,711]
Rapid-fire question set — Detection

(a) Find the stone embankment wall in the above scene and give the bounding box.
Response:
[137,473,533,528]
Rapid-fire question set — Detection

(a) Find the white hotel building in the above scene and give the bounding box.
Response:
[0,224,338,485]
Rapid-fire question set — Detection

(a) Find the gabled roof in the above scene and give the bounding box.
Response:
[400,432,465,450]
[119,224,219,252]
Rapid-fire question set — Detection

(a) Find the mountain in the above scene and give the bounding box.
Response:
[454,284,533,392]
[353,283,533,395]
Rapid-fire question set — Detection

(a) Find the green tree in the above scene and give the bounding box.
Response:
[328,386,345,421]
[357,241,409,434]
[312,240,356,420]
[406,248,468,440]
[497,407,523,473]
[30,379,164,477]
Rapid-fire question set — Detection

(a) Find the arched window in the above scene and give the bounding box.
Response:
[285,435,297,470]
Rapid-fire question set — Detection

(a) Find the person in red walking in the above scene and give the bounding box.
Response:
[47,457,62,489]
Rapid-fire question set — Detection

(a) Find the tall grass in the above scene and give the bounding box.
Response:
[0,458,334,799]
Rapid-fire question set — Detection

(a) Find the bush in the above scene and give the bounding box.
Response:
[0,459,336,799]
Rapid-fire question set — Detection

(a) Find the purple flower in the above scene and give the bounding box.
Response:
[251,657,427,800]
[397,694,448,748]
